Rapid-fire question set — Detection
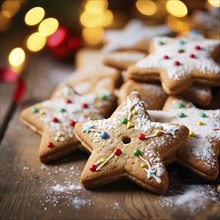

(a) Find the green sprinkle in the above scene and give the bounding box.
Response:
[121,118,128,124]
[31,107,39,114]
[199,112,206,118]
[99,94,107,100]
[60,108,66,112]
[177,103,185,108]
[178,112,186,118]
[133,149,141,156]
[158,41,165,46]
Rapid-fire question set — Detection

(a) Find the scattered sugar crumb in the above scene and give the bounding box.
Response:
[157,185,219,214]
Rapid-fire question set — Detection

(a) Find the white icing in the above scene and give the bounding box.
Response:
[149,100,220,168]
[103,19,171,52]
[33,86,113,142]
[136,36,220,81]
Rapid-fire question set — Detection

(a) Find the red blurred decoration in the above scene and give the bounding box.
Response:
[0,68,26,103]
[47,26,80,59]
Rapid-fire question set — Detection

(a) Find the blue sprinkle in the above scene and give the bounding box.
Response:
[190,29,200,36]
[147,169,155,178]
[101,131,108,139]
[179,39,185,45]
[82,124,93,133]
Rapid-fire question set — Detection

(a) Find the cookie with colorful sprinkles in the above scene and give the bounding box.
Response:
[149,96,220,180]
[74,92,189,193]
[20,72,119,163]
[126,34,220,94]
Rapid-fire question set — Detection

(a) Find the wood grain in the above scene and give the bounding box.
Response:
[0,55,219,220]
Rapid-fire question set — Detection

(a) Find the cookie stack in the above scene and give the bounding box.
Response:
[20,19,220,194]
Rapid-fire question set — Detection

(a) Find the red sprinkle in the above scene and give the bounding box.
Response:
[52,117,59,123]
[47,142,54,148]
[65,99,72,104]
[174,61,180,66]
[189,53,196,58]
[213,128,220,131]
[82,103,88,109]
[114,148,122,156]
[69,120,76,126]
[89,164,97,172]
[194,45,201,50]
[163,55,169,60]
[138,133,146,140]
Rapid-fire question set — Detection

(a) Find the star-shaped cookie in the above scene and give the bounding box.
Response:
[102,19,171,53]
[127,35,220,94]
[149,96,220,180]
[20,72,120,163]
[74,92,189,193]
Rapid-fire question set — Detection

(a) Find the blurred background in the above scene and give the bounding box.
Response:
[0,0,219,81]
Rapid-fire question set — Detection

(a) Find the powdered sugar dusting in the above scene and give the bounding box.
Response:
[103,19,171,52]
[136,36,220,80]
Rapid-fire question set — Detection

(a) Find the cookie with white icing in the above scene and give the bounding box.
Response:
[102,19,172,53]
[75,92,189,193]
[127,35,220,94]
[149,96,220,180]
[20,72,120,163]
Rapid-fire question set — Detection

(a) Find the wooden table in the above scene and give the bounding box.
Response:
[1,52,220,220]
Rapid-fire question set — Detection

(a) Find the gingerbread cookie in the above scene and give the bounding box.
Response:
[102,19,172,53]
[103,51,146,70]
[127,35,220,94]
[75,92,189,193]
[20,72,119,163]
[149,96,220,180]
[119,81,212,109]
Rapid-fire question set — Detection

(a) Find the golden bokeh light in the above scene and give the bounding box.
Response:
[136,0,157,16]
[80,11,101,28]
[1,0,20,17]
[166,15,189,33]
[82,27,104,45]
[102,9,113,27]
[208,0,220,7]
[38,18,59,36]
[80,10,113,28]
[26,32,46,52]
[166,0,188,18]
[8,48,25,67]
[24,7,45,26]
[85,0,108,14]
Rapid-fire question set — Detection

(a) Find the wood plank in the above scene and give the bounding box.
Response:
[0,55,219,220]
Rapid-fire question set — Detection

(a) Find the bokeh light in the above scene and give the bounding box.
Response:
[47,27,67,48]
[1,0,20,17]
[85,0,108,14]
[166,15,189,33]
[26,32,46,52]
[82,27,104,45]
[24,7,45,26]
[166,0,188,18]
[136,0,157,16]
[208,0,220,7]
[8,48,25,67]
[38,18,59,36]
